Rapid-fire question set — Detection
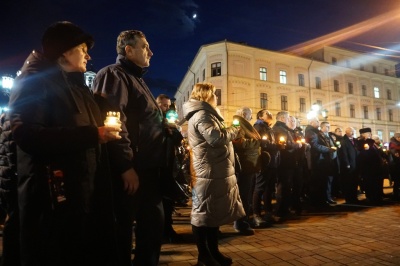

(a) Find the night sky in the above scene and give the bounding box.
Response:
[1,0,400,97]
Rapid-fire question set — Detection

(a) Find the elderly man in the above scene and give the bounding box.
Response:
[232,107,262,234]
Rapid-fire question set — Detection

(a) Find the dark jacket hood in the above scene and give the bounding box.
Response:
[183,99,223,122]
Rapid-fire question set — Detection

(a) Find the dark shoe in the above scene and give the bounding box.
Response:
[251,215,270,228]
[212,251,232,266]
[198,254,221,266]
[272,215,286,223]
[326,199,337,205]
[233,225,255,236]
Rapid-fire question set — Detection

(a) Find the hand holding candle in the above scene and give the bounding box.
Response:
[104,111,122,137]
[364,143,369,150]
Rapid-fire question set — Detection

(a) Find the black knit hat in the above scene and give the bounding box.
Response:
[42,21,94,61]
[359,127,371,134]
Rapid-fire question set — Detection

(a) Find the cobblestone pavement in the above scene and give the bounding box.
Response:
[159,186,400,266]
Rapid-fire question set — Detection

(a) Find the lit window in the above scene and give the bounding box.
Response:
[211,62,221,77]
[279,70,287,84]
[374,87,380,98]
[260,67,267,81]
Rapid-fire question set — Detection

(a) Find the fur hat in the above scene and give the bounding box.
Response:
[42,21,94,61]
[359,127,372,134]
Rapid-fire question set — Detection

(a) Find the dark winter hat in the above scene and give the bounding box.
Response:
[359,127,372,134]
[42,21,94,61]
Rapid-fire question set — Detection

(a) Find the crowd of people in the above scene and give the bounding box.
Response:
[0,20,398,266]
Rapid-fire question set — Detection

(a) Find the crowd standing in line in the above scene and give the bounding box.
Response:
[0,21,399,266]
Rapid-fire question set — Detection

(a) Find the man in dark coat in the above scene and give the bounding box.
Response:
[339,127,360,203]
[272,111,302,221]
[253,109,279,225]
[357,127,384,204]
[305,118,337,208]
[93,29,166,266]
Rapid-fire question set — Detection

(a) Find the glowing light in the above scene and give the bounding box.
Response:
[192,13,197,19]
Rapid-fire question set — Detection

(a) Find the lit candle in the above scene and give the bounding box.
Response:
[301,138,306,143]
[232,119,240,127]
[104,111,121,137]
[364,143,369,150]
[262,135,267,140]
[279,136,285,144]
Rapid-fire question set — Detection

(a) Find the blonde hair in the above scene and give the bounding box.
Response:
[190,83,216,103]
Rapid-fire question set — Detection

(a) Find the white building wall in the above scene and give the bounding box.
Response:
[176,41,400,141]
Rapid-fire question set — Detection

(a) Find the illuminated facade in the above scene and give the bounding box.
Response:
[175,41,400,141]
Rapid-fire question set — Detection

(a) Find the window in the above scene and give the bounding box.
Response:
[281,95,288,110]
[300,98,306,112]
[373,66,377,73]
[377,130,383,141]
[363,106,369,119]
[387,89,392,100]
[376,108,381,120]
[346,60,351,68]
[390,131,395,138]
[215,89,221,105]
[374,86,380,98]
[298,74,305,86]
[279,70,287,84]
[259,67,267,81]
[196,77,199,83]
[350,104,355,118]
[335,102,341,116]
[332,57,337,65]
[260,93,268,109]
[202,69,205,81]
[315,77,321,89]
[362,85,367,96]
[389,109,393,122]
[348,82,353,94]
[334,80,339,92]
[360,64,365,71]
[385,69,389,76]
[211,62,221,77]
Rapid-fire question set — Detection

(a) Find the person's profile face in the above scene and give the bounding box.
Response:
[62,43,90,73]
[157,98,170,112]
[126,37,153,68]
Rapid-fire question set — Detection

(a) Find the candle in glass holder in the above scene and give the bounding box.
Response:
[301,138,306,143]
[232,119,240,127]
[104,111,121,137]
[279,136,285,144]
[363,143,369,150]
[262,135,267,140]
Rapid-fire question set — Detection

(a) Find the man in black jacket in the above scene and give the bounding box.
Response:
[272,111,302,221]
[93,30,165,266]
[252,109,279,226]
[339,127,359,203]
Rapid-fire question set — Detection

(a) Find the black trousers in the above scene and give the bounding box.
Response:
[113,167,164,266]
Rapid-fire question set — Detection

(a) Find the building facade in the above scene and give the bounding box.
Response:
[175,41,400,141]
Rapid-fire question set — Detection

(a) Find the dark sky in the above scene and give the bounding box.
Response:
[1,0,400,97]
